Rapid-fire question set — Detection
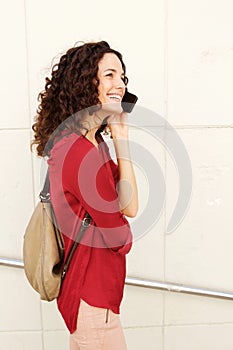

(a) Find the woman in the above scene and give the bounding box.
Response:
[31,41,138,350]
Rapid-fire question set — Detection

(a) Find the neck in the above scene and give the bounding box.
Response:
[81,109,110,143]
[84,127,99,143]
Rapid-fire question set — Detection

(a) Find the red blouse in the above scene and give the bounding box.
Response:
[48,131,132,334]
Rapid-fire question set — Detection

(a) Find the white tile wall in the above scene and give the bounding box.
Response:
[167,0,233,125]
[0,130,34,258]
[164,324,233,350]
[126,127,165,280]
[41,300,67,331]
[165,292,233,325]
[0,332,43,350]
[25,0,165,121]
[0,0,29,129]
[165,128,233,290]
[43,331,69,350]
[0,267,41,332]
[125,326,163,350]
[122,286,164,328]
[128,226,164,281]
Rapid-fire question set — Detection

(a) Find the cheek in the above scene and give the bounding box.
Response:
[98,83,109,101]
[98,82,104,96]
[97,84,106,104]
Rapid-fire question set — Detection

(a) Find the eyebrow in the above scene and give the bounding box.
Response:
[104,68,125,76]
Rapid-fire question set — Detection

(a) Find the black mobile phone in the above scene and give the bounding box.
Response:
[121,90,138,113]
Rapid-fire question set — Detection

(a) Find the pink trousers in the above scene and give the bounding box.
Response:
[70,299,127,350]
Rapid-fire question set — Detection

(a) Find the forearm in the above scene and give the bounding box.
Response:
[112,137,138,217]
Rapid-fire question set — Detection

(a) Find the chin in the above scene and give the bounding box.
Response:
[101,102,123,114]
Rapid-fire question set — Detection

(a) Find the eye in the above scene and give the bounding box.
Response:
[122,76,128,85]
[106,73,113,77]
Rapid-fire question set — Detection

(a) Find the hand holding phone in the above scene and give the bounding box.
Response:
[98,90,138,134]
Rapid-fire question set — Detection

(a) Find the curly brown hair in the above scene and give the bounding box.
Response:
[31,41,128,156]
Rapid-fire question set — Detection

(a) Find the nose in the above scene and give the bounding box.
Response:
[115,76,126,90]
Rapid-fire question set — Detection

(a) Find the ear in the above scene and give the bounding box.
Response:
[93,78,98,86]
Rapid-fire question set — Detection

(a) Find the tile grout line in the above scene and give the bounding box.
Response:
[22,0,36,210]
[23,0,44,349]
[123,321,233,330]
[2,321,233,334]
[0,128,31,131]
[163,0,169,347]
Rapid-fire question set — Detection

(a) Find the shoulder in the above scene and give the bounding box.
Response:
[48,132,92,164]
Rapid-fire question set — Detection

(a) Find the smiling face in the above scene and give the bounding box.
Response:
[97,53,126,113]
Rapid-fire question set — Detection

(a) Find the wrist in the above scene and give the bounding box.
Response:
[112,138,131,159]
[111,132,128,140]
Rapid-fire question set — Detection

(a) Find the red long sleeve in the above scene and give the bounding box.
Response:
[48,131,132,333]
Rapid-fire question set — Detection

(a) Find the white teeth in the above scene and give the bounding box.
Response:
[108,94,121,101]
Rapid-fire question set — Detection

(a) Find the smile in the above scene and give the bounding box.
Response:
[107,94,122,102]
